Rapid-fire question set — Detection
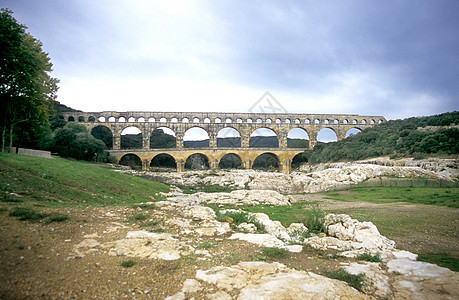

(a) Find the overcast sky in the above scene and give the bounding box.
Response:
[2,0,459,121]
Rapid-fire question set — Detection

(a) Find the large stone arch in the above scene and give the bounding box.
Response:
[150,153,177,169]
[119,153,142,169]
[287,127,310,148]
[217,127,241,147]
[253,152,280,170]
[120,126,142,149]
[150,126,176,149]
[218,153,242,169]
[183,126,210,148]
[345,127,362,138]
[249,127,279,148]
[317,127,339,144]
[91,125,113,149]
[185,153,210,170]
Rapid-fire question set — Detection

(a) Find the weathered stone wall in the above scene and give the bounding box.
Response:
[9,147,53,159]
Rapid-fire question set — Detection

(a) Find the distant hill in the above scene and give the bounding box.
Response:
[302,111,459,164]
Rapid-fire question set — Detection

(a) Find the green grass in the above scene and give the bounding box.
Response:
[8,207,46,221]
[418,252,459,272]
[322,186,459,208]
[0,152,170,207]
[242,203,325,233]
[260,247,288,258]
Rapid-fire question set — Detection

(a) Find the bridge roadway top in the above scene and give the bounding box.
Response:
[61,111,386,125]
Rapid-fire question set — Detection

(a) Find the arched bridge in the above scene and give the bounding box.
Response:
[61,111,386,174]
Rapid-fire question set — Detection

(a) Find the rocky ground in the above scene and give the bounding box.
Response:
[1,191,458,299]
[0,157,458,299]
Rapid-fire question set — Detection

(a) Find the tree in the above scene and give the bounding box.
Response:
[0,9,59,152]
[53,123,106,161]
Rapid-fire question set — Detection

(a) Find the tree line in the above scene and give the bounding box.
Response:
[302,111,458,164]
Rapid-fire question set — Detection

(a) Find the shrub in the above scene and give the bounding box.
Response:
[324,268,366,292]
[45,214,69,224]
[9,207,46,221]
[120,259,136,267]
[301,207,325,233]
[357,251,382,262]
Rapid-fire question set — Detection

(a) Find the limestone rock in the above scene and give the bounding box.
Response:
[169,261,369,299]
[324,214,395,251]
[229,233,286,249]
[100,230,189,260]
[237,222,258,233]
[252,213,291,241]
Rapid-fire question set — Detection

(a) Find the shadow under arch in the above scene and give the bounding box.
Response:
[91,125,113,149]
[218,153,242,169]
[249,127,279,148]
[185,153,210,170]
[119,154,142,170]
[292,152,307,169]
[253,152,279,170]
[150,153,177,170]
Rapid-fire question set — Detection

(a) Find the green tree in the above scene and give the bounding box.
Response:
[53,123,106,161]
[0,9,59,152]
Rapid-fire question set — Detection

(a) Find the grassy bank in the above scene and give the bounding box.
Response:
[0,152,170,206]
[322,186,459,208]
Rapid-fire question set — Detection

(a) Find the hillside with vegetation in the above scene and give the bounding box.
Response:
[303,111,458,164]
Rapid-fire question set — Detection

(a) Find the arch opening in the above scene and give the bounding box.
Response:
[317,128,338,144]
[119,154,142,170]
[121,126,142,149]
[253,153,279,170]
[287,128,309,148]
[68,116,75,122]
[185,153,209,170]
[217,127,241,147]
[183,127,209,148]
[345,128,362,138]
[292,153,307,169]
[91,125,113,149]
[150,154,176,170]
[249,128,278,148]
[78,116,85,122]
[219,153,242,169]
[150,127,176,148]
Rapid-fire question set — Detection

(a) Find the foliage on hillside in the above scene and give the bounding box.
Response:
[303,111,459,164]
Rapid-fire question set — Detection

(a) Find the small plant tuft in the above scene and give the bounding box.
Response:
[356,251,382,262]
[9,207,46,221]
[301,207,325,233]
[260,247,288,259]
[120,259,136,268]
[45,214,69,224]
[323,268,366,292]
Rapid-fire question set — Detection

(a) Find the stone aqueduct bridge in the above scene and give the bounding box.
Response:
[61,111,386,174]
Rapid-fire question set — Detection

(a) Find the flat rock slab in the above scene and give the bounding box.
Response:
[167,261,370,300]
